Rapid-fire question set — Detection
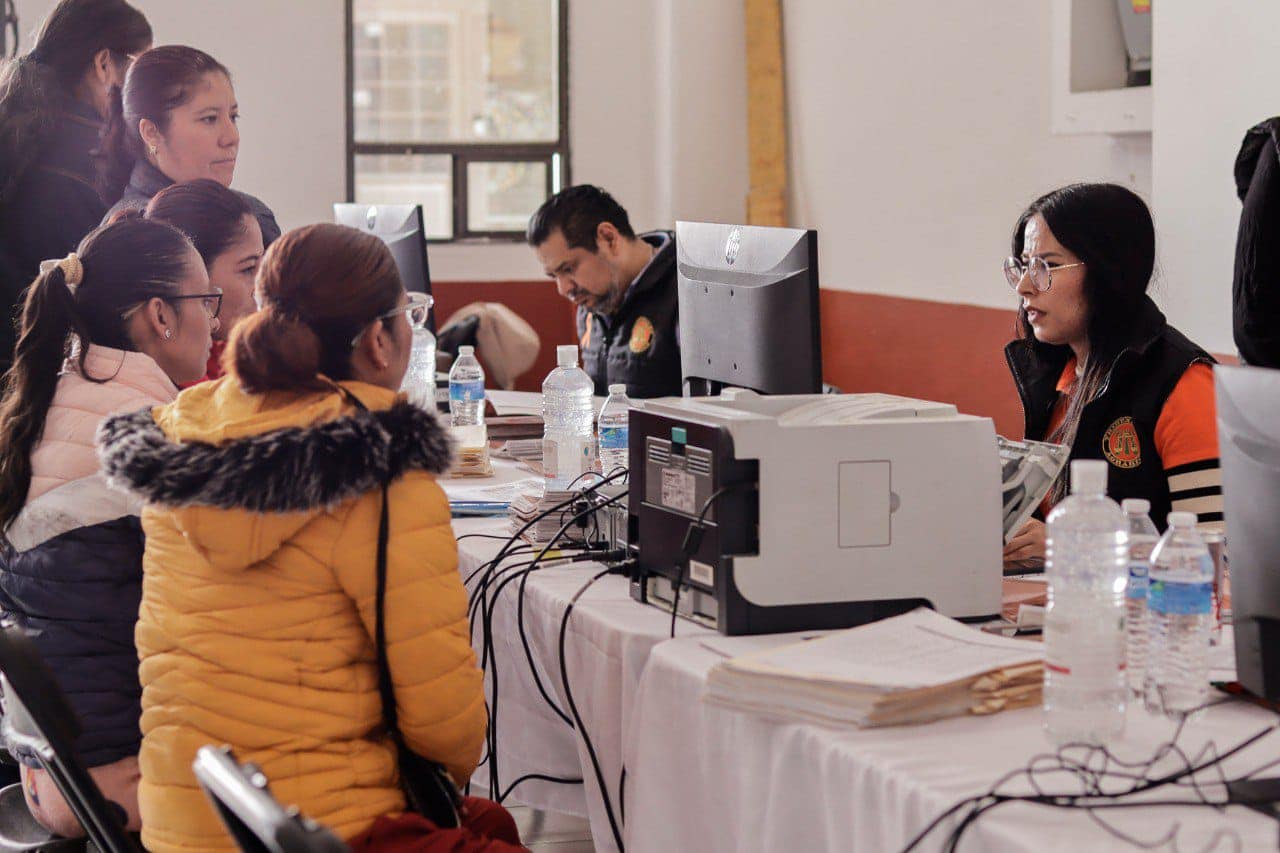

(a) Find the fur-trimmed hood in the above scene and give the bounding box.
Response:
[96,378,453,572]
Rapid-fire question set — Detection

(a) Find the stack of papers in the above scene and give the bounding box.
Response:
[705,608,1043,728]
[509,486,591,545]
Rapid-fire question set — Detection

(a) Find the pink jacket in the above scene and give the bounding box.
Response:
[9,347,177,553]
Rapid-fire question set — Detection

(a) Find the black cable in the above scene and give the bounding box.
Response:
[902,714,1280,853]
[472,491,629,798]
[559,568,626,852]
[498,772,584,804]
[669,482,752,638]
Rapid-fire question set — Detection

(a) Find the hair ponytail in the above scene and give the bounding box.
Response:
[229,223,401,394]
[97,82,132,200]
[229,309,324,395]
[0,216,192,531]
[0,266,81,528]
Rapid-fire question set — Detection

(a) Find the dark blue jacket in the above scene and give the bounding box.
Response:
[0,515,144,767]
[103,160,281,248]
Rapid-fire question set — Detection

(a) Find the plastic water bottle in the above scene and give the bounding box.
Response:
[449,346,485,449]
[1144,512,1214,719]
[597,384,632,476]
[1123,499,1159,693]
[401,326,437,409]
[542,345,596,489]
[1043,460,1129,746]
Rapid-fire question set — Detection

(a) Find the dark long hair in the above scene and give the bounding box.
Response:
[1012,182,1155,501]
[0,217,193,529]
[0,0,150,203]
[98,45,229,200]
[145,179,252,266]
[230,224,402,393]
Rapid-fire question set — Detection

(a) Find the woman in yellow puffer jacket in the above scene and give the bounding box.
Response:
[97,224,523,852]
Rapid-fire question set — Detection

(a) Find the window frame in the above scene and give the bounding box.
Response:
[344,0,571,243]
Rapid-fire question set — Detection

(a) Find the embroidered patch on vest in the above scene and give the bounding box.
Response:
[1103,416,1142,469]
[629,316,655,354]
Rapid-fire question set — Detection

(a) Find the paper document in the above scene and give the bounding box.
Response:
[731,608,1042,691]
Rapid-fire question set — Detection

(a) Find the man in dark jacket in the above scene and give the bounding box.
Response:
[527,185,681,398]
[1233,118,1280,368]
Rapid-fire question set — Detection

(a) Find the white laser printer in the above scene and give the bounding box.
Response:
[627,389,1004,634]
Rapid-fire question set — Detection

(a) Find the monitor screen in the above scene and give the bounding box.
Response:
[333,203,436,333]
[1216,364,1280,700]
[676,221,821,396]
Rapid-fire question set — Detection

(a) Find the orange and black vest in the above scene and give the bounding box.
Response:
[1005,296,1215,531]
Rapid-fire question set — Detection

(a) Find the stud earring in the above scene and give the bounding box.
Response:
[163,329,173,340]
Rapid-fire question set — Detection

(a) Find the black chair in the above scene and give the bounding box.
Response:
[192,746,349,853]
[0,627,137,853]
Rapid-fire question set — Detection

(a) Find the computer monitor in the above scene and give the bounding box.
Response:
[676,221,822,396]
[1216,364,1280,701]
[333,203,436,333]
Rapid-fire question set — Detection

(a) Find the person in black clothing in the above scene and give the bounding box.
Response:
[99,45,280,248]
[527,185,681,398]
[0,0,152,375]
[1232,118,1280,369]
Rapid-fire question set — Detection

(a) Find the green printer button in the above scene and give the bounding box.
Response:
[671,427,687,444]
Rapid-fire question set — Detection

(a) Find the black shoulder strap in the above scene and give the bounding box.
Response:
[373,482,404,742]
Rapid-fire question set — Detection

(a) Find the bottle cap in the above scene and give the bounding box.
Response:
[1167,511,1197,529]
[1068,460,1107,495]
[608,384,627,395]
[1121,498,1150,514]
[458,345,474,356]
[557,344,578,367]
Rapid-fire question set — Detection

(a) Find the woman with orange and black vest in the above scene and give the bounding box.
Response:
[1001,183,1224,571]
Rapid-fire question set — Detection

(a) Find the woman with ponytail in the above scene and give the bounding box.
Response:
[100,45,280,248]
[99,224,520,852]
[0,217,218,837]
[145,179,264,379]
[0,0,151,374]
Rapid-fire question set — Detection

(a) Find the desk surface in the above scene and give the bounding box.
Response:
[444,461,1280,853]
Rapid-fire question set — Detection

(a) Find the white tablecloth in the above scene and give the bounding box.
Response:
[446,462,1280,853]
[448,474,713,853]
[624,636,1280,852]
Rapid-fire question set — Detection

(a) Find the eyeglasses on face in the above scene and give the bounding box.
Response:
[350,291,434,347]
[1003,256,1084,292]
[166,290,224,320]
[119,289,223,322]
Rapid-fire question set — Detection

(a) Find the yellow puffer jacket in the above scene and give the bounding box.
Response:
[97,378,484,852]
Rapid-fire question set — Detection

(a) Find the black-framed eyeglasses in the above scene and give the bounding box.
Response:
[1003,256,1084,292]
[166,290,223,319]
[350,292,433,347]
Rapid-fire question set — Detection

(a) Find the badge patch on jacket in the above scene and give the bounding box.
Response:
[629,316,655,354]
[1103,416,1142,469]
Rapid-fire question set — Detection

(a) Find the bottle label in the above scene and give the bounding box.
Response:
[1127,562,1149,600]
[1148,580,1213,616]
[599,426,628,451]
[449,380,485,403]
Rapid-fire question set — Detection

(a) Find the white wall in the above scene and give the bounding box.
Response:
[782,0,1151,310]
[1152,4,1280,355]
[16,0,749,282]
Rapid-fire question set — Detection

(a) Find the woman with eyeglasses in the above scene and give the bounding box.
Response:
[100,45,280,248]
[0,0,152,375]
[98,224,522,852]
[1001,183,1223,571]
[143,179,264,380]
[0,216,217,836]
